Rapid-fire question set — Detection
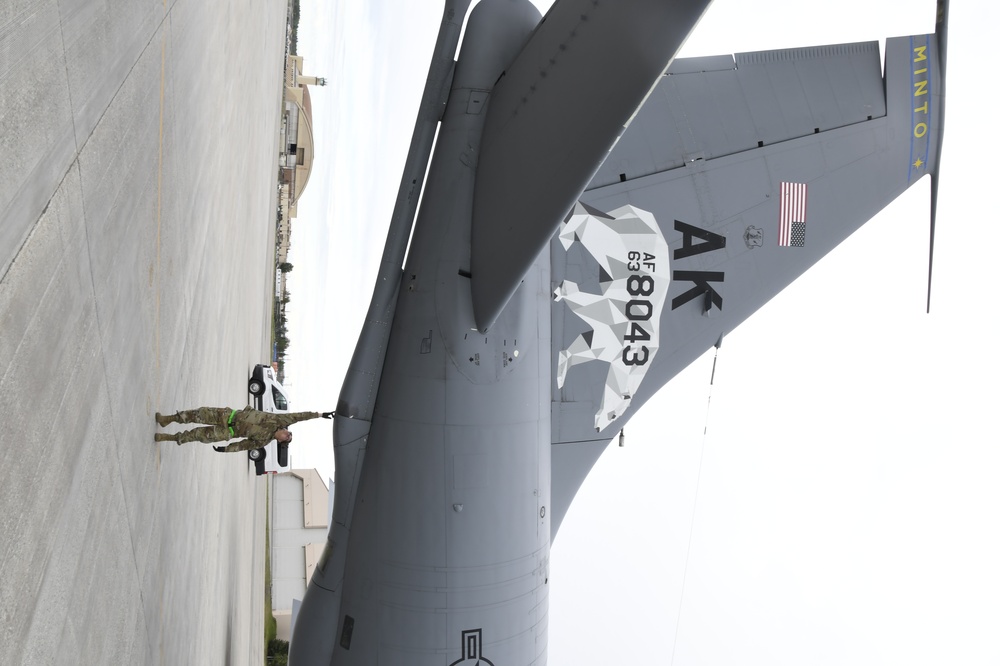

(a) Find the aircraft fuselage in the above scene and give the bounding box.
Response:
[295,2,551,664]
[332,2,551,662]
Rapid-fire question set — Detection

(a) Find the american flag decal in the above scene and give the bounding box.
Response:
[778,181,808,247]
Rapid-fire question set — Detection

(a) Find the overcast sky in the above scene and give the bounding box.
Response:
[289,1,1000,663]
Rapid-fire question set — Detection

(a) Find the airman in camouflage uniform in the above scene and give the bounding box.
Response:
[154,406,333,451]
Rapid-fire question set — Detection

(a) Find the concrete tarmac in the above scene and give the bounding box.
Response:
[1,0,289,663]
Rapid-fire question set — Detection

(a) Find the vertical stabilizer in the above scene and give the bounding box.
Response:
[549,25,947,537]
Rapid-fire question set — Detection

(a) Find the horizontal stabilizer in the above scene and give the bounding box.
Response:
[470,0,712,331]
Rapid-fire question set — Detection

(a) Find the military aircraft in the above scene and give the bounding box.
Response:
[290,0,948,663]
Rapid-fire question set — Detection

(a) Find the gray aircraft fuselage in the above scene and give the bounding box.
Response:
[326,2,552,663]
[291,3,550,664]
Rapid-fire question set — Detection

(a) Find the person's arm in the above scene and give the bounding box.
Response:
[221,436,271,453]
[275,411,321,428]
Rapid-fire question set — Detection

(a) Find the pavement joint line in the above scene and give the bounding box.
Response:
[55,0,81,159]
[156,27,166,408]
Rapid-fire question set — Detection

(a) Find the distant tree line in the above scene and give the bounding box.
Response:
[274,293,290,371]
[268,638,289,665]
[289,0,300,54]
[277,0,298,365]
[274,262,292,373]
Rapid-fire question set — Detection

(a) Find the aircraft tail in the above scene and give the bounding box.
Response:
[548,22,947,537]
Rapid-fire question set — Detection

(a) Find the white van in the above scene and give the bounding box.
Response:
[246,363,292,475]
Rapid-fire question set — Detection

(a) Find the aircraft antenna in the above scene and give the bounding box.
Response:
[670,339,722,665]
[927,0,949,313]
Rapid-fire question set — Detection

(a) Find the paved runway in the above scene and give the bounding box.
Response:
[0,0,288,662]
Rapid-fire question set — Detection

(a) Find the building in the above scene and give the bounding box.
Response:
[280,55,325,228]
[271,469,333,641]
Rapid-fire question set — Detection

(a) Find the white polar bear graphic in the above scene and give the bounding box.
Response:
[554,202,671,431]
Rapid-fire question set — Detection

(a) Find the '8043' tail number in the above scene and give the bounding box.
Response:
[622,252,656,366]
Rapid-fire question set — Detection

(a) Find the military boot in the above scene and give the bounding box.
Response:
[154,433,177,442]
[155,412,175,427]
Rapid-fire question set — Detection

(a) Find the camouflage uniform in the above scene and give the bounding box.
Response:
[157,406,321,451]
